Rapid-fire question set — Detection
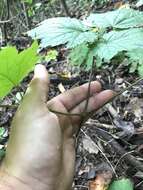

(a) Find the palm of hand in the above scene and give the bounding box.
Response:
[1,65,113,190]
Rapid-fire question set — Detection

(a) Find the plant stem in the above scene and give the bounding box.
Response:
[0,104,18,109]
[60,0,71,17]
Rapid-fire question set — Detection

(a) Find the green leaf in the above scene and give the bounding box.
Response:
[127,49,143,62]
[127,49,143,75]
[45,50,58,62]
[0,41,38,98]
[95,56,103,68]
[23,0,33,4]
[138,64,143,76]
[108,178,133,190]
[126,48,143,77]
[94,29,143,60]
[85,49,94,70]
[69,43,94,70]
[129,61,138,73]
[28,17,98,48]
[0,127,5,139]
[69,44,90,67]
[86,8,143,29]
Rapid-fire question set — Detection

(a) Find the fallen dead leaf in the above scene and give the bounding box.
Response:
[83,136,99,154]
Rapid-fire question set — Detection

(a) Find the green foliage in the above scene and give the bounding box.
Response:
[94,29,143,60]
[69,43,95,70]
[86,8,143,29]
[28,8,143,75]
[0,127,5,140]
[127,49,143,76]
[28,17,98,48]
[45,50,58,62]
[0,41,38,98]
[108,178,133,190]
[23,0,33,4]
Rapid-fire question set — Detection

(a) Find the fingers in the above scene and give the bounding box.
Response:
[26,64,49,103]
[49,81,102,111]
[70,90,114,124]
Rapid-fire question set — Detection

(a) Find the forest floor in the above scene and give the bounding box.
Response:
[1,1,143,190]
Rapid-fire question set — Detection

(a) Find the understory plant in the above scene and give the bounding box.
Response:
[28,7,143,75]
[0,41,38,99]
[1,7,143,99]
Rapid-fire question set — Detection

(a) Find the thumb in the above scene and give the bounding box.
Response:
[26,64,49,103]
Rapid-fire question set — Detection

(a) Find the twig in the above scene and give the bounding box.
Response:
[81,129,117,177]
[80,61,94,125]
[0,19,15,24]
[21,2,31,29]
[135,180,143,188]
[0,104,18,109]
[95,127,143,172]
[60,0,71,17]
[114,150,135,171]
[86,120,114,129]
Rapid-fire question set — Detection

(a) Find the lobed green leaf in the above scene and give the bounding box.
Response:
[94,29,143,60]
[0,41,38,98]
[87,8,143,29]
[28,17,98,48]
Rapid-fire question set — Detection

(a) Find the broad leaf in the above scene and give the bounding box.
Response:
[138,64,143,76]
[108,178,133,190]
[127,49,143,76]
[94,29,143,60]
[86,8,143,29]
[69,44,90,67]
[129,61,138,73]
[69,43,94,70]
[23,0,33,4]
[28,17,98,48]
[127,49,143,62]
[85,49,94,70]
[0,41,38,98]
[45,50,58,62]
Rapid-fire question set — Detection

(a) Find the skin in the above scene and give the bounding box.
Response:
[0,64,114,190]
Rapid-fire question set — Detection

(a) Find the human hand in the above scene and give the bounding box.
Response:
[0,65,113,190]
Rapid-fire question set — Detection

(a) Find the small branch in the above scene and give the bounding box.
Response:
[86,119,114,129]
[81,129,117,177]
[95,127,143,172]
[21,2,31,29]
[60,0,71,17]
[3,0,10,44]
[0,104,18,109]
[0,19,13,24]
